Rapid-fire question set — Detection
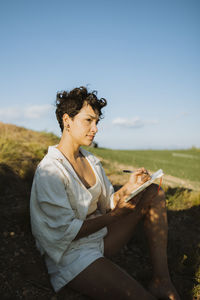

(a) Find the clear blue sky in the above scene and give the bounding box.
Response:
[0,0,199,149]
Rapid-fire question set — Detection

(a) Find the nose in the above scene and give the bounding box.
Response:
[91,121,98,133]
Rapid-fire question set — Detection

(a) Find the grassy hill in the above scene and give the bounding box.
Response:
[0,122,200,299]
[0,121,59,193]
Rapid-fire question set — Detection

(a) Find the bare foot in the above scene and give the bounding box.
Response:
[148,278,181,300]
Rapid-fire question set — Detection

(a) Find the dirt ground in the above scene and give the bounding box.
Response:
[0,174,200,299]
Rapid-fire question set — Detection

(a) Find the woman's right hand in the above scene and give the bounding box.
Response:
[127,167,151,192]
[112,168,151,216]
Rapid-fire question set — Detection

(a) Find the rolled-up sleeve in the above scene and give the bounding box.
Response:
[97,162,115,211]
[30,162,83,264]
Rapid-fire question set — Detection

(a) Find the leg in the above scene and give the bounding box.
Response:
[103,184,180,299]
[143,185,169,279]
[104,197,146,257]
[67,257,156,300]
[142,185,180,300]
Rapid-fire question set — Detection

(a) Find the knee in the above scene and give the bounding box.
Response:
[146,183,165,201]
[138,184,165,213]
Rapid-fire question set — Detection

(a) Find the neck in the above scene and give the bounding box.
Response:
[57,132,81,161]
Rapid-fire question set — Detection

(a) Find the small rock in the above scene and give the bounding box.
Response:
[20,248,26,254]
[22,289,28,296]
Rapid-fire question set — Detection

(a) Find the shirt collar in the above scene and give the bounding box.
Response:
[46,145,101,190]
[79,147,100,165]
[47,145,100,166]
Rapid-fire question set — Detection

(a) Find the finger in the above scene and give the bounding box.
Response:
[136,168,149,176]
[135,168,145,173]
[127,200,138,209]
[142,168,149,175]
[134,169,145,175]
[141,174,151,181]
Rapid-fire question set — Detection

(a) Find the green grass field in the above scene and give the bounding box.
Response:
[85,147,200,182]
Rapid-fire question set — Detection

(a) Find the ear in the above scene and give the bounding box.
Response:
[62,113,72,130]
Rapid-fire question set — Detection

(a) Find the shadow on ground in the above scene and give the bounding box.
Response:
[0,168,199,299]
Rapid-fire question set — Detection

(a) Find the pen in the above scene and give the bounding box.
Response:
[123,170,134,173]
[123,169,149,175]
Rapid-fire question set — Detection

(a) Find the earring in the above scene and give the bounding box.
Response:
[65,124,70,132]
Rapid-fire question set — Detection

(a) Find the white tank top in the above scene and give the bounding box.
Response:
[87,175,101,216]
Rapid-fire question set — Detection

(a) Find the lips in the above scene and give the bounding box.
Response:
[87,135,95,140]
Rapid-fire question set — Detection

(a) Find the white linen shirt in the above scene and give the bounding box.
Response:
[30,145,114,265]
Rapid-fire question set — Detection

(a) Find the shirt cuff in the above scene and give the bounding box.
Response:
[66,218,84,242]
[110,193,115,210]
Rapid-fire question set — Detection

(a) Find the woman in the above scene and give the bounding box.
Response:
[30,87,180,300]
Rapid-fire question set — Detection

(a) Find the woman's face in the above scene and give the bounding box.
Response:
[64,103,99,146]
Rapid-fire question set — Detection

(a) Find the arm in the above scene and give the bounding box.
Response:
[30,162,83,264]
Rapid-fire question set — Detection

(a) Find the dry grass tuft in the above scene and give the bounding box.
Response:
[0,122,59,191]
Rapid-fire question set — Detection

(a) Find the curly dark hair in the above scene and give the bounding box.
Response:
[55,86,107,131]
